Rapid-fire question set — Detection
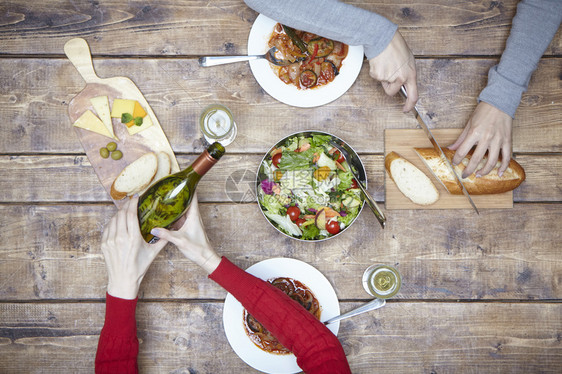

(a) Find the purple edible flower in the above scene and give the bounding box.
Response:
[260,179,276,195]
[340,211,347,216]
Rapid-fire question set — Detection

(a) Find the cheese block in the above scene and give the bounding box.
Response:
[73,110,116,140]
[126,101,148,128]
[90,96,118,140]
[110,99,136,118]
[127,114,153,135]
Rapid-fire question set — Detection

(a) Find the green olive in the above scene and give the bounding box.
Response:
[106,142,117,152]
[100,147,110,158]
[111,150,123,160]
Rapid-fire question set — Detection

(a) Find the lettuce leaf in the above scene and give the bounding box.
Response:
[264,212,303,237]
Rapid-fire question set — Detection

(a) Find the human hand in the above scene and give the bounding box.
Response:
[369,31,418,112]
[449,102,513,178]
[150,195,221,274]
[101,196,168,299]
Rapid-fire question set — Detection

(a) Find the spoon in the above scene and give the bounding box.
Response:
[199,47,301,67]
[323,298,386,325]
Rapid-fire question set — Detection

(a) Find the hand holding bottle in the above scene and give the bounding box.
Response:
[101,196,168,299]
[151,194,221,274]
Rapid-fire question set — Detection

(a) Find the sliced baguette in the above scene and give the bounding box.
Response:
[138,151,172,195]
[414,147,526,195]
[110,152,158,200]
[385,151,439,206]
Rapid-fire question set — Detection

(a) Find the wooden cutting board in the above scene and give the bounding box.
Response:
[384,129,513,210]
[65,38,180,208]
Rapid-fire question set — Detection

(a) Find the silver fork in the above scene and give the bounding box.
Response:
[330,141,386,228]
[323,298,386,325]
[198,47,300,67]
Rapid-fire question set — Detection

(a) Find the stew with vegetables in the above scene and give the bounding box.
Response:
[268,23,349,90]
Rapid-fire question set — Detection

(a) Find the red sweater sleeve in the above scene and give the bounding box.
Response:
[209,257,351,374]
[95,293,139,374]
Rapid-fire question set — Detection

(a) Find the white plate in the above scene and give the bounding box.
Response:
[248,14,364,108]
[223,258,341,374]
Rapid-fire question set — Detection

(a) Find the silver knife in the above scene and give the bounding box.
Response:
[323,298,385,325]
[400,86,479,214]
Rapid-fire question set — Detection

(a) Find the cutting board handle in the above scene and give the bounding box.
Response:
[64,38,100,84]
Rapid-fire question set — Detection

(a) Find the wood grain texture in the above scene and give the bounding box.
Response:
[1,203,560,301]
[0,1,560,56]
[0,301,560,373]
[1,58,560,154]
[1,153,560,203]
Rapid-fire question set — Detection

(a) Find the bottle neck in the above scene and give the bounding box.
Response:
[189,149,219,177]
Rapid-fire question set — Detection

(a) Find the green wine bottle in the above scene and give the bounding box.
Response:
[138,142,225,243]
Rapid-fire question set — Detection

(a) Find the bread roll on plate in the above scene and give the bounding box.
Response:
[110,152,158,200]
[414,148,525,195]
[385,151,439,206]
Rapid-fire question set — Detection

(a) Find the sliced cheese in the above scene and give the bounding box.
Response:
[73,110,116,140]
[90,96,118,141]
[127,114,153,135]
[126,101,149,128]
[110,99,136,118]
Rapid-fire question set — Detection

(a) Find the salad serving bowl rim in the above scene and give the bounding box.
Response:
[255,130,367,242]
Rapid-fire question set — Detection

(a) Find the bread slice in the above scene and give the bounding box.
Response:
[110,152,158,200]
[138,151,172,195]
[414,148,526,195]
[385,151,439,205]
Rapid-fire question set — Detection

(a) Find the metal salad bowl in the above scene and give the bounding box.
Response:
[255,130,367,242]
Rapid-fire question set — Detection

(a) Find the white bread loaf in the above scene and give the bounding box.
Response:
[385,151,439,206]
[110,152,158,200]
[414,148,525,195]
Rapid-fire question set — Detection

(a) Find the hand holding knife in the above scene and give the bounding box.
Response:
[399,86,479,214]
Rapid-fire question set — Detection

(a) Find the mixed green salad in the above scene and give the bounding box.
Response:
[257,133,363,240]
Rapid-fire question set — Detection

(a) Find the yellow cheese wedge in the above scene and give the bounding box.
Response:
[127,114,153,135]
[110,99,136,118]
[90,96,119,140]
[126,101,149,128]
[73,110,116,139]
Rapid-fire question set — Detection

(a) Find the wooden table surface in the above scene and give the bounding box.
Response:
[1,1,561,373]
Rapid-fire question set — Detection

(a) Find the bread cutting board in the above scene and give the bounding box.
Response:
[384,129,513,210]
[65,38,180,208]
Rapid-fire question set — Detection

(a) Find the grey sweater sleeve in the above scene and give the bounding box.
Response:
[244,0,398,60]
[478,0,562,118]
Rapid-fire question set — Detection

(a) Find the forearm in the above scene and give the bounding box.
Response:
[95,294,139,374]
[479,0,562,117]
[210,257,351,374]
[244,0,397,59]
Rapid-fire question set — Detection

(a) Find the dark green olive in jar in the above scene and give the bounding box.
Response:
[111,150,123,160]
[106,142,117,152]
[100,147,110,158]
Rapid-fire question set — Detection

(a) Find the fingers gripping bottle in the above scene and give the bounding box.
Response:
[138,142,225,243]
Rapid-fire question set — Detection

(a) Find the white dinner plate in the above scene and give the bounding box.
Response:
[222,258,341,374]
[247,14,364,108]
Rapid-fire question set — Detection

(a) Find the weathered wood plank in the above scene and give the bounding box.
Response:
[0,1,560,56]
[0,301,560,373]
[0,154,559,203]
[0,203,560,301]
[1,57,560,154]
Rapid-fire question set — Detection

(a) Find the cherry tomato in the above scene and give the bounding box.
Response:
[350,179,358,189]
[295,218,306,227]
[287,206,301,222]
[333,150,345,163]
[272,152,282,167]
[326,220,341,235]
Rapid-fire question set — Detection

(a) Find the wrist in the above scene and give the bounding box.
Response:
[200,253,221,274]
[107,280,140,300]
